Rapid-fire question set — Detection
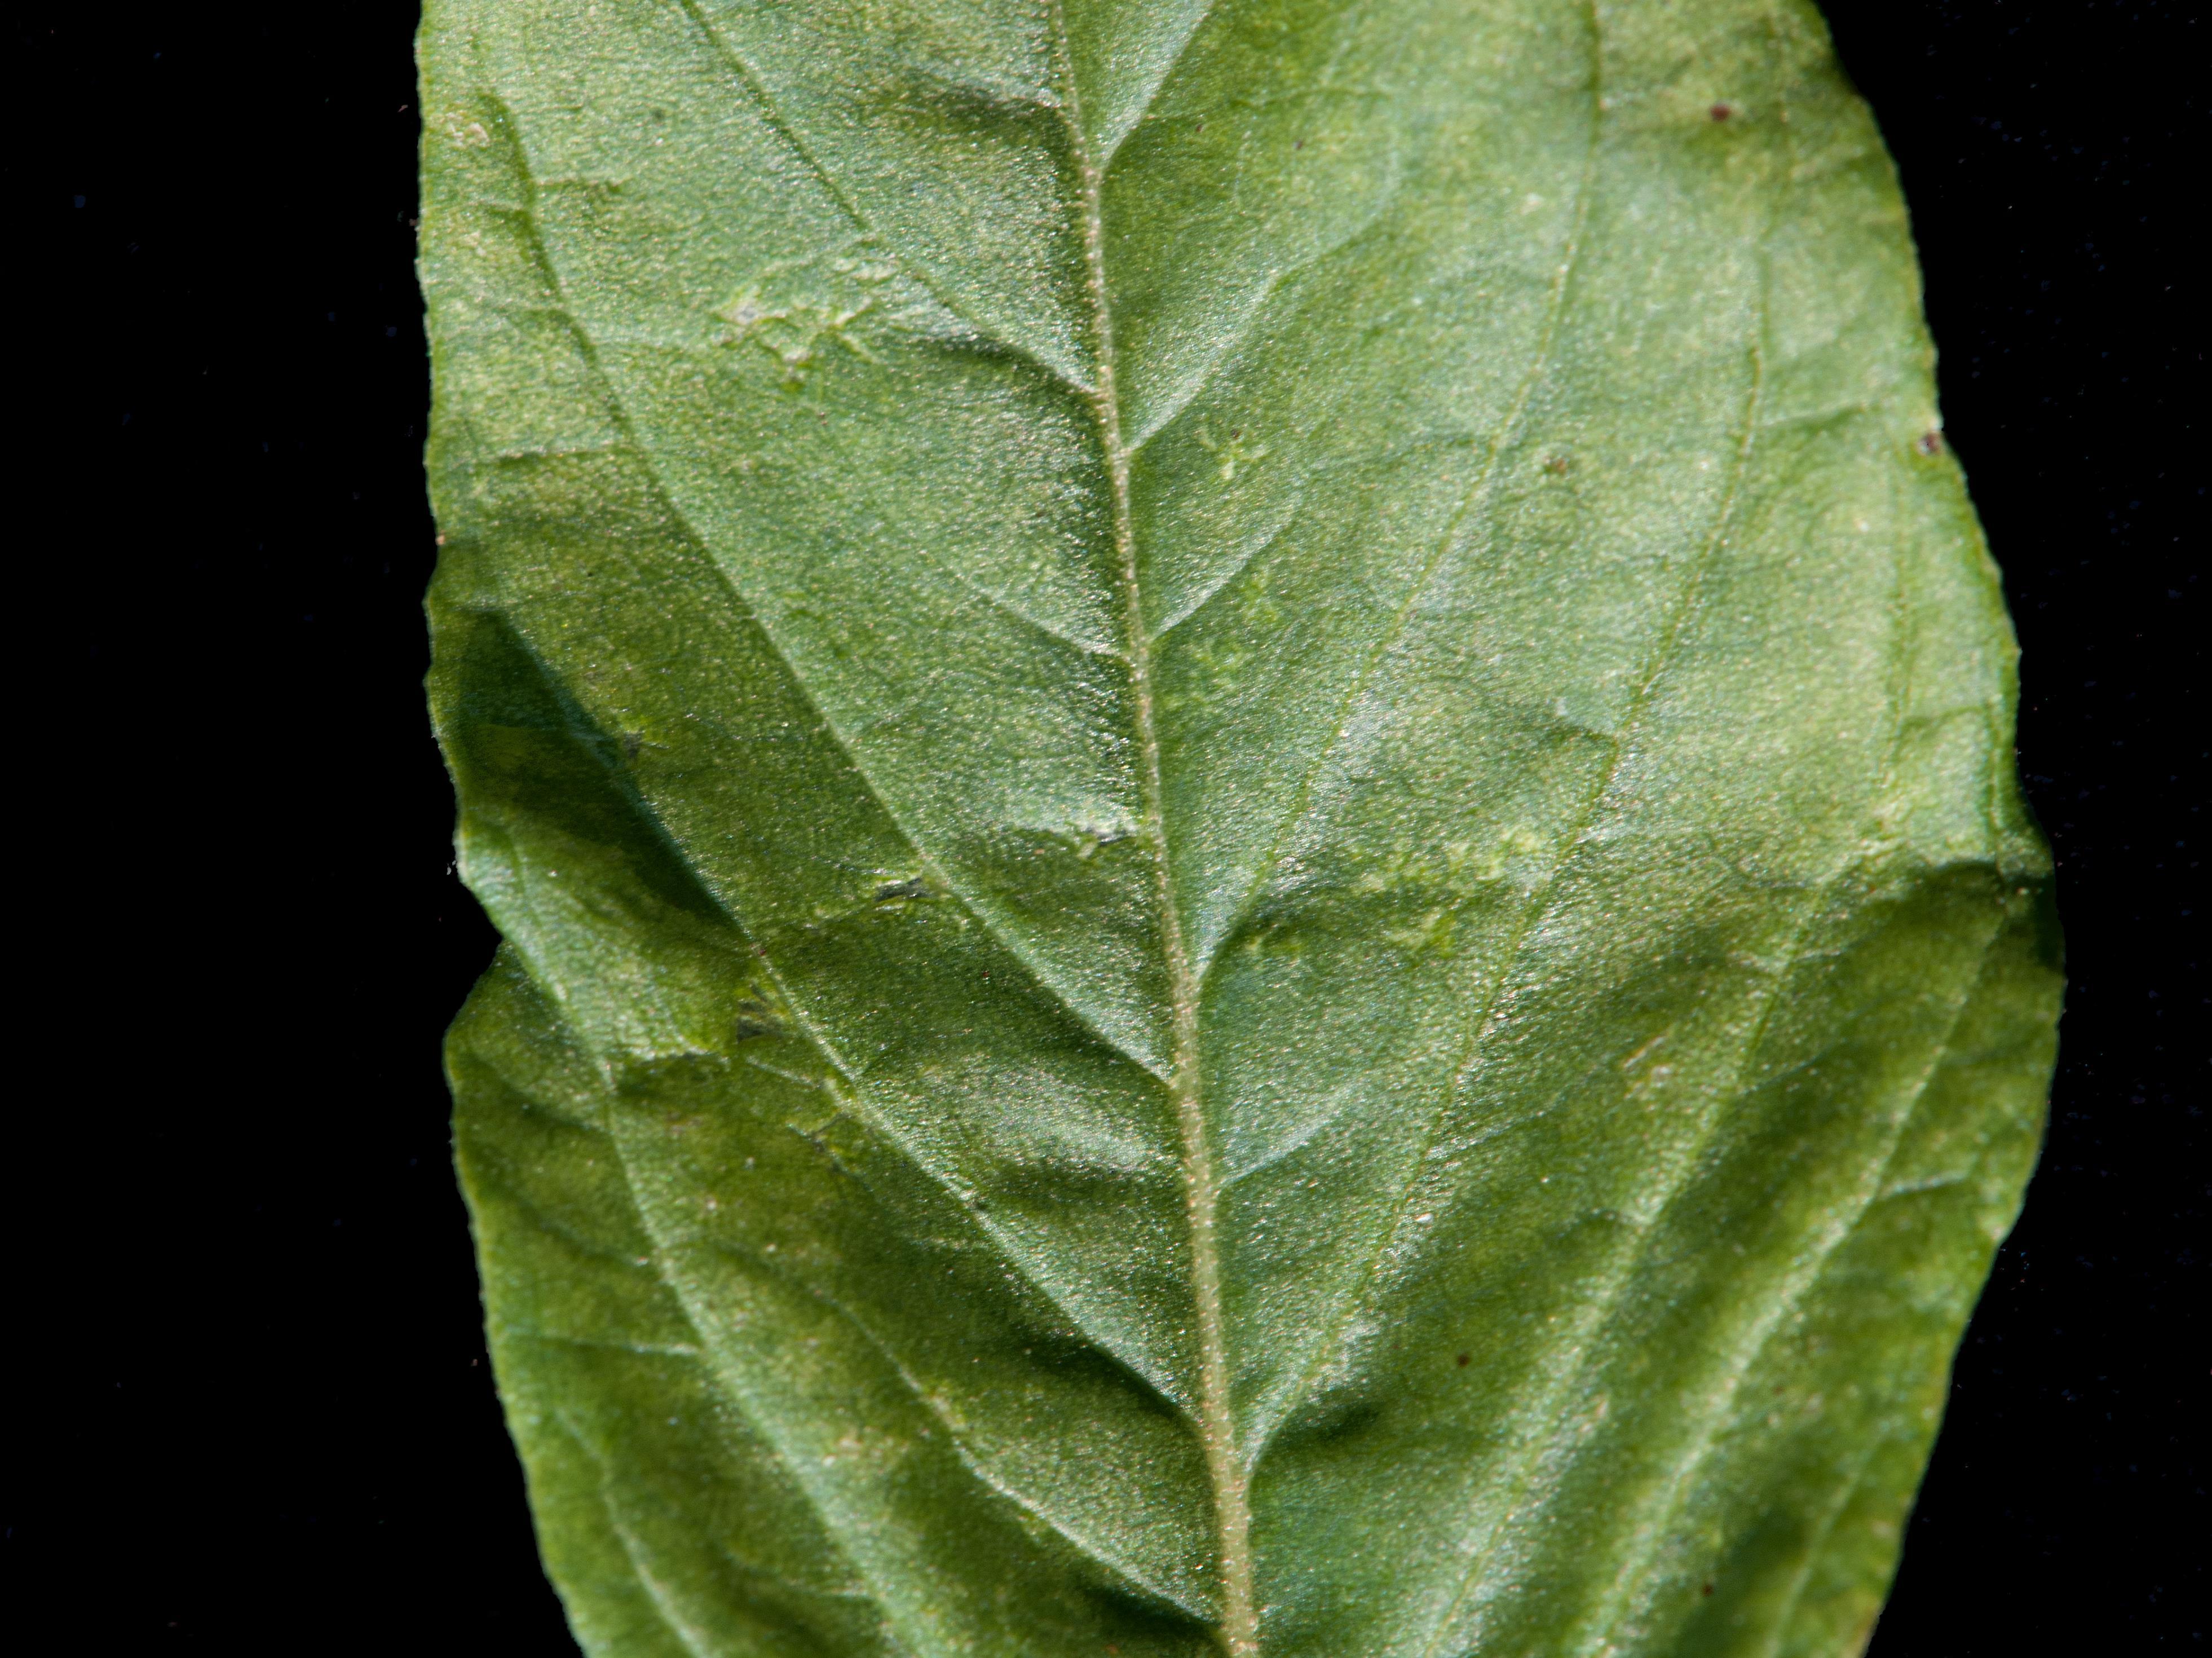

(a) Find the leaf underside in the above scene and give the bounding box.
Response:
[420,1,2060,1655]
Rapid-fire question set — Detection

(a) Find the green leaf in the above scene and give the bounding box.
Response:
[420,0,2060,1652]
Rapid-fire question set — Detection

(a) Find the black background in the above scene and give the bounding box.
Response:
[13,1,2202,1650]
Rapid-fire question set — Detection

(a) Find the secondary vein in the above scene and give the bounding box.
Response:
[1045,8,1257,1652]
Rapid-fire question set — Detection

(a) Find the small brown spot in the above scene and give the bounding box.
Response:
[1456,1352,1471,1368]
[1917,430,1944,456]
[1702,1582,1715,1597]
[1710,102,1733,122]
[1543,454,1570,476]
[1293,138,1305,150]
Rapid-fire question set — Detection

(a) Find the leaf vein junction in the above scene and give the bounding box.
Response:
[474,87,1177,1088]
[1049,3,1256,1650]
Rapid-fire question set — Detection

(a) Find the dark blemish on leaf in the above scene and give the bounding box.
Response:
[1710,103,1733,121]
[1543,454,1570,476]
[1293,138,1304,150]
[1072,823,1136,861]
[731,999,781,1042]
[1456,1352,1471,1367]
[621,731,643,760]
[1193,117,1204,134]
[1702,1583,1715,1597]
[876,875,928,903]
[1917,430,1944,455]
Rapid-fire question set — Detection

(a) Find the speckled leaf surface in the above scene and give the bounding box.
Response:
[420,1,2060,1653]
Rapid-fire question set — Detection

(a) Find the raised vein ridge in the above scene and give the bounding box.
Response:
[1046,4,1256,1651]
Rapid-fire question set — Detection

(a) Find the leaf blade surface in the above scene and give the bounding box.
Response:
[422,1,2060,1652]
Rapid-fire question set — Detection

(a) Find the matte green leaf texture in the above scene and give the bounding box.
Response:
[420,0,2060,1652]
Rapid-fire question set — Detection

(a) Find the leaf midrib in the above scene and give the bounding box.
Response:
[1044,6,1256,1653]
